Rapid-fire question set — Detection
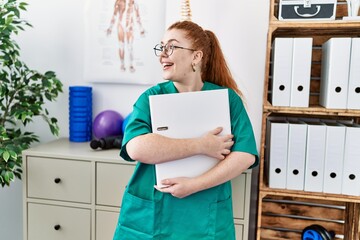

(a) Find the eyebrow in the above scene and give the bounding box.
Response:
[161,39,180,44]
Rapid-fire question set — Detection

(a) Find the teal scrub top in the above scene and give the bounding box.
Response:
[113,81,259,240]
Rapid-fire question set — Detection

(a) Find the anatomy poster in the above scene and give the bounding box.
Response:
[84,0,166,84]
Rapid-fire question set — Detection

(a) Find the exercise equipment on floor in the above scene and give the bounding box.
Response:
[302,224,335,240]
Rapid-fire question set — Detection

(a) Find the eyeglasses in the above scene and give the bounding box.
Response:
[153,43,196,57]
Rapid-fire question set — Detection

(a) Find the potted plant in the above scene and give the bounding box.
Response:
[0,0,63,187]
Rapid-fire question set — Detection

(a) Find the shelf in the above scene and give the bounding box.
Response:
[259,186,360,204]
[263,102,360,117]
[270,18,360,28]
[269,19,360,37]
[257,1,360,239]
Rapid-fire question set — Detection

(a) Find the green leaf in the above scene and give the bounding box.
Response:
[0,175,4,186]
[21,112,28,122]
[44,71,56,78]
[4,171,9,183]
[7,160,16,169]
[5,16,14,25]
[9,150,17,160]
[45,92,53,101]
[2,151,10,162]
[13,8,20,18]
[4,171,14,184]
[8,172,14,181]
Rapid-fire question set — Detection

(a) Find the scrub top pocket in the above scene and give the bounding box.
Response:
[159,193,213,239]
[116,190,160,239]
[212,196,235,240]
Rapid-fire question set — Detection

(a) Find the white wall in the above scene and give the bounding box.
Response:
[0,0,268,239]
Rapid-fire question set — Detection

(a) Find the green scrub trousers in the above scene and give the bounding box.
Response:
[113,81,258,240]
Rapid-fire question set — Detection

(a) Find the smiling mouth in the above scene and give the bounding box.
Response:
[162,63,173,70]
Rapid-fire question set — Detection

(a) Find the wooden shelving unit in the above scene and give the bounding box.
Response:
[256,1,360,239]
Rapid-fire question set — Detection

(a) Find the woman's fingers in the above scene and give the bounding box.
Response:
[210,126,223,135]
[224,140,234,149]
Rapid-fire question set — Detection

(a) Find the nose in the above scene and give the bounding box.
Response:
[159,50,169,58]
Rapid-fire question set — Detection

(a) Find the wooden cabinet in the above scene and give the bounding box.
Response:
[96,162,134,207]
[28,203,91,240]
[257,1,360,239]
[27,157,91,203]
[23,138,252,240]
[22,138,133,240]
[95,210,119,240]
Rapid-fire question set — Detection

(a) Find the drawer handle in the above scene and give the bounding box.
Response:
[54,178,61,184]
[54,224,61,231]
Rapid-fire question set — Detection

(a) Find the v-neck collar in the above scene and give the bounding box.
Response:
[165,81,209,94]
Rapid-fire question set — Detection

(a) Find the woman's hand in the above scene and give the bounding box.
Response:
[154,177,196,198]
[199,127,234,160]
[154,152,255,198]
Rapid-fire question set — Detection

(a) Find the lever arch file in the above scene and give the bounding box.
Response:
[149,89,231,188]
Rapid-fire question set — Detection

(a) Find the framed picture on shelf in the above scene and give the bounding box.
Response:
[84,0,166,85]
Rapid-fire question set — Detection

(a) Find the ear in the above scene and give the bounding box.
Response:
[192,50,203,64]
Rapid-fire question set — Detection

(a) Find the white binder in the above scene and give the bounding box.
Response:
[322,122,346,194]
[267,119,289,189]
[286,120,307,190]
[271,38,293,107]
[304,122,326,192]
[319,38,351,109]
[290,38,313,107]
[347,38,360,110]
[342,124,360,196]
[149,89,231,188]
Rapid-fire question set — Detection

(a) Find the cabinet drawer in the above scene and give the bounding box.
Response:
[27,157,91,203]
[232,173,247,219]
[27,203,90,240]
[235,224,244,240]
[96,163,135,207]
[96,210,119,240]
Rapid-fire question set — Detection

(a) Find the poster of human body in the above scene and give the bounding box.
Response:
[84,0,166,84]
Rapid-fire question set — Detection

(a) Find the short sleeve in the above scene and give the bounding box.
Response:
[120,92,152,161]
[229,90,259,168]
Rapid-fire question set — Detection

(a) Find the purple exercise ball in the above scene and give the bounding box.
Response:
[93,110,124,139]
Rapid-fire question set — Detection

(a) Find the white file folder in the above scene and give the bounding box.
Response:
[319,38,351,109]
[267,119,289,189]
[271,38,293,107]
[286,120,307,190]
[149,89,231,188]
[342,124,360,196]
[347,38,360,110]
[322,122,346,194]
[290,38,313,107]
[304,122,326,192]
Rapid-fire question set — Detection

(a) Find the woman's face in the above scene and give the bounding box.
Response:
[159,29,195,83]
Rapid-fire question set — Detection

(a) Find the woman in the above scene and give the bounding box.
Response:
[113,21,258,240]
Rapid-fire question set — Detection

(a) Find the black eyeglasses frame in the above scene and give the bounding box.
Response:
[153,43,196,57]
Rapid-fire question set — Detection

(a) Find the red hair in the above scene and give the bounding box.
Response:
[168,21,243,97]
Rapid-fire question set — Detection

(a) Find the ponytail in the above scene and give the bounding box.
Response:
[168,21,243,98]
[203,30,242,97]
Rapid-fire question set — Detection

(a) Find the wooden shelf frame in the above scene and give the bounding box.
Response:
[256,1,360,239]
[270,19,360,29]
[259,187,360,204]
[264,102,360,117]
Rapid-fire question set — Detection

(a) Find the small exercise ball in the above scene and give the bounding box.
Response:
[122,112,132,133]
[93,110,123,139]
